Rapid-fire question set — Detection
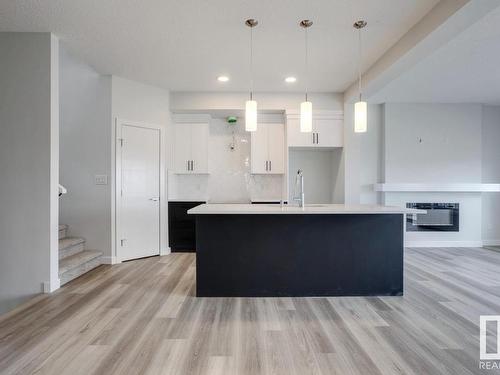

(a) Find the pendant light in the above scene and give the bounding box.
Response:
[354,20,367,133]
[300,20,313,133]
[245,19,258,132]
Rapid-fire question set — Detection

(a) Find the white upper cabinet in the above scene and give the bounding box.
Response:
[286,111,344,148]
[173,122,209,174]
[314,118,343,148]
[251,123,285,174]
[287,118,314,147]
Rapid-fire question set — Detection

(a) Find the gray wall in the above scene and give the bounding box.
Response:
[288,149,342,204]
[0,33,58,314]
[59,44,112,254]
[482,105,500,243]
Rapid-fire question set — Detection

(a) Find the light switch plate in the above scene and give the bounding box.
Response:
[95,174,108,185]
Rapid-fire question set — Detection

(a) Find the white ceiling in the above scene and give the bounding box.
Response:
[0,0,438,92]
[370,4,500,104]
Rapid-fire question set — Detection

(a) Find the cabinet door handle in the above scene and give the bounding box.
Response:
[316,133,319,144]
[191,160,194,171]
[265,160,268,171]
[269,160,272,171]
[312,133,315,144]
[187,160,189,171]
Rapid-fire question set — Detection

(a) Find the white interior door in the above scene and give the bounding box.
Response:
[119,124,160,261]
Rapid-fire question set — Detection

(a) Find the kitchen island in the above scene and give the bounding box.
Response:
[188,204,424,297]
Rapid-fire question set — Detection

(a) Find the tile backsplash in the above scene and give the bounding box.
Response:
[168,117,285,202]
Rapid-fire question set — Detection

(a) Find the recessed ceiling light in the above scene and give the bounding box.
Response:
[285,76,297,83]
[217,75,229,82]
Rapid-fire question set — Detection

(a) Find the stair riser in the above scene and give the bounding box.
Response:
[58,228,67,240]
[60,256,102,285]
[59,242,85,260]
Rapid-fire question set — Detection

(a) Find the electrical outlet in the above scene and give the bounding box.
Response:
[95,175,108,185]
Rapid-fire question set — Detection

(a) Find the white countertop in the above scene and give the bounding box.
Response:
[188,203,425,215]
[373,183,500,192]
[168,198,207,202]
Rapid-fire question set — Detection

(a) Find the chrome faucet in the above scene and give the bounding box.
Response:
[293,169,305,208]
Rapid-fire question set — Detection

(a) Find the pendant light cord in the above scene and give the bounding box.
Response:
[250,25,253,101]
[357,27,362,102]
[305,26,309,102]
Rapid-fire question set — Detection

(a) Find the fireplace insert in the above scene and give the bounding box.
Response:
[406,203,459,232]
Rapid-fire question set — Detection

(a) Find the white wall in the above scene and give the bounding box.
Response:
[344,102,500,246]
[59,44,112,254]
[343,103,384,204]
[171,92,343,112]
[382,103,483,246]
[482,105,500,244]
[0,33,59,314]
[112,76,171,126]
[384,103,482,183]
[359,104,384,204]
[111,76,170,260]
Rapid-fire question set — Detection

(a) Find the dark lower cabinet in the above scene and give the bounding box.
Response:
[168,201,205,252]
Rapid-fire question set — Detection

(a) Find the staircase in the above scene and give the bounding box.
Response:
[58,224,103,285]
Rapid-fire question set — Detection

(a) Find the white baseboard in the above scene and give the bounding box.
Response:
[483,240,500,247]
[405,240,484,248]
[160,247,171,256]
[42,278,60,293]
[101,256,119,265]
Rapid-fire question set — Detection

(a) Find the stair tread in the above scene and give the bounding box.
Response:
[58,224,68,231]
[59,250,102,275]
[59,237,85,250]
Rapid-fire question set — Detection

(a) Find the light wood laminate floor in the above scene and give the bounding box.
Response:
[1,247,500,375]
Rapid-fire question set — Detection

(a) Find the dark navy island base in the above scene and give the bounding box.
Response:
[194,213,404,297]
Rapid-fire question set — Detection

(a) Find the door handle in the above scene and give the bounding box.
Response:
[312,133,315,144]
[192,160,194,171]
[316,133,319,144]
[269,160,272,171]
[149,197,160,202]
[265,160,268,171]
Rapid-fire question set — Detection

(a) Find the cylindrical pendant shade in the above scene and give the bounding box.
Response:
[300,101,312,133]
[354,101,367,133]
[245,100,257,132]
